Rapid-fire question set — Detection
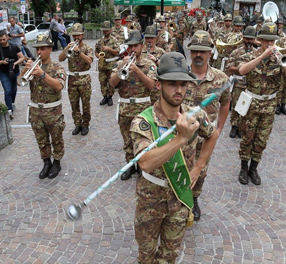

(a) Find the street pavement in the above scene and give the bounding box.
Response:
[1,39,286,264]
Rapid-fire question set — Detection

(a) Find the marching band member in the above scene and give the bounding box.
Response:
[225,26,256,140]
[95,21,119,106]
[238,22,286,185]
[184,31,231,221]
[109,30,157,181]
[111,14,129,45]
[190,11,206,36]
[19,34,66,179]
[59,23,93,136]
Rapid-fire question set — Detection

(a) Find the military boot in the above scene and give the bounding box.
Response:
[192,197,201,221]
[275,105,281,115]
[238,160,249,184]
[248,160,261,185]
[48,160,61,179]
[72,126,82,135]
[39,158,52,179]
[107,96,113,106]
[121,165,136,180]
[281,103,286,115]
[100,96,108,105]
[237,129,242,138]
[229,126,237,138]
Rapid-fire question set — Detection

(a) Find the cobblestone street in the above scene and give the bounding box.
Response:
[1,40,286,263]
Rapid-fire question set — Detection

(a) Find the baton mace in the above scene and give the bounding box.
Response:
[66,77,236,220]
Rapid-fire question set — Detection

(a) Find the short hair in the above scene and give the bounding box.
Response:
[9,17,15,21]
[0,30,8,37]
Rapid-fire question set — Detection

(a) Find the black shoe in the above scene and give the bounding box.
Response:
[81,127,89,136]
[237,129,241,138]
[48,160,61,179]
[275,105,281,115]
[107,96,113,106]
[39,158,52,179]
[281,103,286,115]
[72,126,82,135]
[121,165,136,180]
[229,126,237,138]
[192,197,201,221]
[100,96,108,105]
[248,169,261,185]
[238,169,248,184]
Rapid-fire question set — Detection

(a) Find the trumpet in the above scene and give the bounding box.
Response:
[118,52,136,80]
[67,40,79,58]
[271,46,286,67]
[18,56,42,86]
[98,52,105,69]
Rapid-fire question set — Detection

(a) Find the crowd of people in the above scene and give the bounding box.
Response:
[0,9,285,263]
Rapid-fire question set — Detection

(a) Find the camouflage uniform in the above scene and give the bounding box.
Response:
[130,101,215,264]
[183,66,230,197]
[68,43,94,128]
[225,45,256,127]
[111,56,157,162]
[29,61,67,160]
[142,45,165,104]
[95,35,120,97]
[111,26,128,45]
[159,28,172,44]
[276,37,286,106]
[238,49,284,162]
[156,36,170,52]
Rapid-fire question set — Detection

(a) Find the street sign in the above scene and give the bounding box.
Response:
[20,0,26,5]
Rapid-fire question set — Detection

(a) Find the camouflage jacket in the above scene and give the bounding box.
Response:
[278,30,286,38]
[238,48,285,96]
[68,42,93,85]
[111,26,128,45]
[184,65,230,123]
[130,101,214,207]
[226,45,256,89]
[141,45,165,60]
[95,35,120,70]
[159,29,172,44]
[111,55,157,117]
[156,37,171,52]
[29,61,66,116]
[216,26,232,40]
[191,20,206,34]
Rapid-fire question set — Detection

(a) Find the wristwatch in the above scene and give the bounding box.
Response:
[78,50,82,55]
[40,72,46,79]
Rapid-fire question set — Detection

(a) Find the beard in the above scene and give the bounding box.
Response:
[161,85,184,107]
[193,56,203,66]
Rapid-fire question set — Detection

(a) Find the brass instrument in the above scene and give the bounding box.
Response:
[272,46,286,67]
[215,33,243,54]
[67,40,79,58]
[168,20,177,32]
[128,22,136,30]
[98,52,105,69]
[18,56,42,86]
[118,52,136,80]
[147,42,151,55]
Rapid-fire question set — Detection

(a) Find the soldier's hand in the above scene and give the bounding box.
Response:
[129,62,138,74]
[31,65,44,77]
[261,46,275,60]
[25,59,33,69]
[176,112,199,144]
[102,46,110,52]
[188,169,201,190]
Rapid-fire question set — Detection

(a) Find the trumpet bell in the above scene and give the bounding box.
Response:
[118,68,129,80]
[18,76,29,86]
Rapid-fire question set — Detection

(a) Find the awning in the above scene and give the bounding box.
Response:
[114,0,186,6]
[235,0,260,2]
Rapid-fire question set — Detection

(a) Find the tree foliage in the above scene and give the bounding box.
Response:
[89,0,114,24]
[30,0,56,18]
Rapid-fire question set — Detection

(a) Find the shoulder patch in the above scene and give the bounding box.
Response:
[139,120,151,131]
[150,65,156,71]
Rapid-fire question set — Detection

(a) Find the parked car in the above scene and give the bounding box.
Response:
[23,24,38,41]
[64,20,76,29]
[36,22,50,36]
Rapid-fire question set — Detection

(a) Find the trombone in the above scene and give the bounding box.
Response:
[67,40,79,58]
[118,52,136,80]
[18,56,42,86]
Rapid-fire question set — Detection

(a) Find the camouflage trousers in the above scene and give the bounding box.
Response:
[30,107,65,160]
[277,77,286,104]
[230,86,245,127]
[68,83,92,127]
[192,141,211,198]
[99,69,114,97]
[118,115,134,162]
[239,99,276,162]
[135,185,189,263]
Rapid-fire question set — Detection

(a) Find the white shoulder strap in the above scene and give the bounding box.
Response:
[123,26,128,39]
[165,31,169,42]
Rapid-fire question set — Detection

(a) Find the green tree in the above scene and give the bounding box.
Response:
[61,0,69,13]
[30,0,56,18]
[89,0,114,24]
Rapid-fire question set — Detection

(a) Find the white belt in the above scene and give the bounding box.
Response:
[105,57,119,62]
[29,100,62,109]
[119,96,151,104]
[142,171,168,187]
[246,90,276,101]
[68,71,89,76]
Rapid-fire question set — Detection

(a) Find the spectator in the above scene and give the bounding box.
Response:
[58,18,70,46]
[49,14,60,51]
[8,17,24,47]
